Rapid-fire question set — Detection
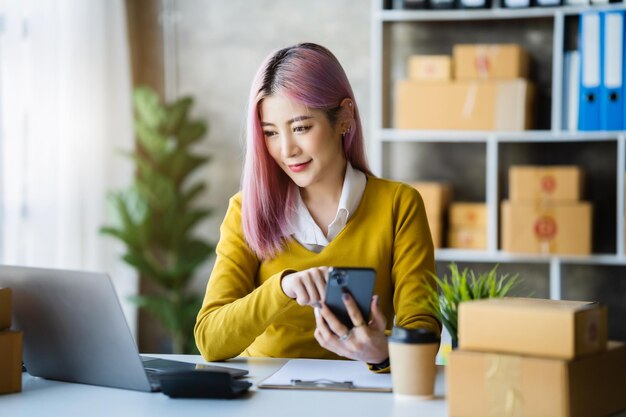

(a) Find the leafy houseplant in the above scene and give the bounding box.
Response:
[101,86,213,354]
[422,263,522,346]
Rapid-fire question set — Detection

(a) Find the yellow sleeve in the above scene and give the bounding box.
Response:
[391,184,442,336]
[194,194,295,361]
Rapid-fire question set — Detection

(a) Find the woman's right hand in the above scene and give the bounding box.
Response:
[280,266,329,306]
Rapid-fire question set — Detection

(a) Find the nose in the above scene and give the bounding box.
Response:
[280,132,299,159]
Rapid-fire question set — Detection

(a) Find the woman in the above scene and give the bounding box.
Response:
[194,43,439,371]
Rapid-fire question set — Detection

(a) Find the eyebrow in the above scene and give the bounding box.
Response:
[261,115,314,127]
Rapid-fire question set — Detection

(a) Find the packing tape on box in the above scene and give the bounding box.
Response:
[462,83,479,119]
[485,354,523,417]
[475,45,492,79]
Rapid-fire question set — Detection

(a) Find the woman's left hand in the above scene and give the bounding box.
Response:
[314,293,388,364]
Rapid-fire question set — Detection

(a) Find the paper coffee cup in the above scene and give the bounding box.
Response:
[388,326,439,399]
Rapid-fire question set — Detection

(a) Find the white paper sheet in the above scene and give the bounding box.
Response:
[258,359,392,391]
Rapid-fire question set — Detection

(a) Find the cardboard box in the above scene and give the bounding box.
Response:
[510,165,583,202]
[459,298,607,359]
[448,226,487,250]
[453,44,530,80]
[0,288,11,330]
[409,182,452,249]
[395,79,534,130]
[409,182,452,217]
[0,330,23,394]
[427,215,443,249]
[449,203,487,226]
[501,200,592,255]
[408,55,452,81]
[448,342,626,417]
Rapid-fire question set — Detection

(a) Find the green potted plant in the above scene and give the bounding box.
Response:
[422,263,522,347]
[101,86,213,354]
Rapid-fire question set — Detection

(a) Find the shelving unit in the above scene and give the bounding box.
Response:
[369,0,626,328]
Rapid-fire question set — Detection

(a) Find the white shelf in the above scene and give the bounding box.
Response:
[497,130,626,142]
[376,3,626,22]
[380,129,492,142]
[380,129,625,143]
[370,0,626,301]
[435,249,626,266]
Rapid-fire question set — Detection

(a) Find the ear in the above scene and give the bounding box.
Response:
[338,98,355,135]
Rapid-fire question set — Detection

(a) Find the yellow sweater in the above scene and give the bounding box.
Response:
[195,176,440,362]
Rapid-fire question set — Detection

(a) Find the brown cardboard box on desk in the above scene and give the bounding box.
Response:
[447,203,487,250]
[458,298,607,359]
[0,288,22,394]
[453,44,530,80]
[447,341,626,417]
[0,331,23,394]
[448,297,626,417]
[0,288,12,330]
[395,79,534,131]
[409,182,452,248]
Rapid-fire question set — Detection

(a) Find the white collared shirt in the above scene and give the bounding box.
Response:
[291,162,367,253]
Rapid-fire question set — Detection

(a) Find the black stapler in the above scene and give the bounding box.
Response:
[158,370,252,399]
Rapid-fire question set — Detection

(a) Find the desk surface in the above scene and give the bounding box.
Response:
[1,355,447,417]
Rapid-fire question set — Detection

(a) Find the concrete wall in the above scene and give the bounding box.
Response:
[165,0,371,294]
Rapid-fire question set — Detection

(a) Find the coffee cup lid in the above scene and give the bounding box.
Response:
[388,326,439,344]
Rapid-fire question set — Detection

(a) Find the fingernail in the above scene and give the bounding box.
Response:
[312,301,321,309]
[314,307,320,319]
[342,293,349,301]
[374,294,380,305]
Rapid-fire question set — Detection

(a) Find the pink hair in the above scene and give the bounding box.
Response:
[241,43,373,260]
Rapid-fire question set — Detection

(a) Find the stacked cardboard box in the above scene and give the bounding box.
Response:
[408,55,451,81]
[448,203,487,250]
[395,44,534,131]
[0,288,22,395]
[501,165,592,255]
[409,182,452,248]
[448,298,626,417]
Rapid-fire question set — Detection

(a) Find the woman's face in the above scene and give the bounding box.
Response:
[260,94,346,190]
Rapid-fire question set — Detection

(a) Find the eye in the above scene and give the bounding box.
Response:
[293,125,312,134]
[263,130,277,138]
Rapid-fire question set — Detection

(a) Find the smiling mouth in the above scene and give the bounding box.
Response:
[287,160,312,172]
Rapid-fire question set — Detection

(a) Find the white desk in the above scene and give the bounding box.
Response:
[0,355,448,417]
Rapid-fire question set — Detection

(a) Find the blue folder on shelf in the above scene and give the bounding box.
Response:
[578,12,602,131]
[600,10,624,131]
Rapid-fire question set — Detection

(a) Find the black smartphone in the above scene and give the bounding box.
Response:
[325,267,376,329]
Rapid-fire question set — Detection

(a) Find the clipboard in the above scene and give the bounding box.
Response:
[257,359,392,392]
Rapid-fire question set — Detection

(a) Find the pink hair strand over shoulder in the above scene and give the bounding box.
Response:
[241,43,373,260]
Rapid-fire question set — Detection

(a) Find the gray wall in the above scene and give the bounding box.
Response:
[166,0,371,293]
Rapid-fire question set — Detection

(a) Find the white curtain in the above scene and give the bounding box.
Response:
[0,0,138,336]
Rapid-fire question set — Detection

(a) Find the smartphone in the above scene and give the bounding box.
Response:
[325,267,376,329]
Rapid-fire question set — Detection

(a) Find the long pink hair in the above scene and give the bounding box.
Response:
[241,43,372,260]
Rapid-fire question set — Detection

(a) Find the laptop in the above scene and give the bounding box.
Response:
[0,265,247,392]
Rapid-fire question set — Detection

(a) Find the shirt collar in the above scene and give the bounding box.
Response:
[339,162,367,219]
[289,162,367,246]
